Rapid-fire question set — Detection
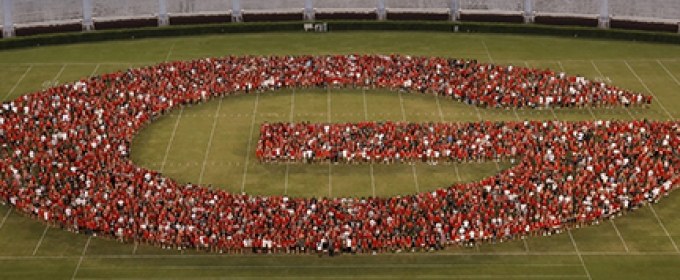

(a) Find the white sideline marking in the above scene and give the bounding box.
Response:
[32,224,50,256]
[198,98,223,185]
[624,60,674,120]
[568,229,593,280]
[0,208,12,229]
[71,236,92,280]
[610,219,629,252]
[649,204,680,252]
[160,107,183,173]
[2,65,33,102]
[240,92,260,193]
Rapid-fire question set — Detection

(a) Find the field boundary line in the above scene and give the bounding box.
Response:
[2,65,33,102]
[198,98,224,185]
[0,208,11,229]
[71,236,92,280]
[623,60,674,120]
[32,224,50,256]
[159,107,183,173]
[649,204,680,252]
[610,219,629,252]
[568,229,593,280]
[240,92,260,193]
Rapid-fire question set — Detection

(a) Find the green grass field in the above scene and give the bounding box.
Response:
[2,31,680,279]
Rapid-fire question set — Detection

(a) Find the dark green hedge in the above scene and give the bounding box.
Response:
[1,20,679,50]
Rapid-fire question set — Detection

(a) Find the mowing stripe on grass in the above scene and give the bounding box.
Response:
[241,92,260,193]
[610,219,629,252]
[32,224,50,256]
[198,98,223,185]
[568,229,593,280]
[72,236,92,280]
[624,60,674,120]
[2,65,33,102]
[649,204,680,252]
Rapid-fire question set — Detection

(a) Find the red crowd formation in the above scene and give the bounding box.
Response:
[0,55,673,255]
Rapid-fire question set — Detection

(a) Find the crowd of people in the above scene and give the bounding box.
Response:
[0,55,675,255]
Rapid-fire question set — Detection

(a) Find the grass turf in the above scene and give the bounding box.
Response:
[1,31,680,279]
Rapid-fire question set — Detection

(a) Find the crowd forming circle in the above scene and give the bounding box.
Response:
[1,55,679,254]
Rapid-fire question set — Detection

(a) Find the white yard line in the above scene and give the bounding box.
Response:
[32,224,50,256]
[397,91,420,194]
[74,275,588,280]
[2,65,33,102]
[363,88,377,197]
[240,92,260,193]
[525,61,559,119]
[88,64,100,78]
[568,229,593,280]
[610,219,629,252]
[79,264,582,270]
[133,242,139,255]
[198,98,223,185]
[434,92,445,123]
[657,60,680,86]
[589,60,636,119]
[159,108,183,173]
[558,61,596,119]
[71,236,92,280]
[369,164,377,197]
[0,208,11,229]
[328,88,333,198]
[165,43,176,62]
[649,204,680,252]
[481,40,494,63]
[284,89,295,196]
[624,60,674,120]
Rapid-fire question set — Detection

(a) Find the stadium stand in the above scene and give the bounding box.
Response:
[0,0,678,38]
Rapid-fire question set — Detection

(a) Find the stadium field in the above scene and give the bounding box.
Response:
[2,31,680,279]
